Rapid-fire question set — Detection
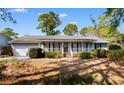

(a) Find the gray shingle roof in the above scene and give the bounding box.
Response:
[10,35,109,44]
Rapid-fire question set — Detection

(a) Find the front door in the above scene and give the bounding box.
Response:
[63,43,71,57]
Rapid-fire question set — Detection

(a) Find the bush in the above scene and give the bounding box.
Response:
[45,51,57,58]
[55,51,62,58]
[108,49,124,62]
[79,52,91,59]
[29,48,45,58]
[45,51,62,58]
[1,46,13,56]
[91,49,108,58]
[109,44,122,50]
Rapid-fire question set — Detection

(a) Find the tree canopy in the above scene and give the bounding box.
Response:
[37,11,61,35]
[63,24,78,36]
[3,28,19,39]
[80,26,95,36]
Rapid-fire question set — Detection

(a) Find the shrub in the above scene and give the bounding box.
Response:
[108,49,124,62]
[55,51,62,58]
[29,48,45,58]
[91,49,97,58]
[45,51,57,58]
[45,51,62,58]
[91,49,108,58]
[96,49,108,58]
[79,52,91,59]
[1,46,13,56]
[109,44,122,50]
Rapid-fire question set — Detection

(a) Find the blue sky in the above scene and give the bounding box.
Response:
[0,8,123,36]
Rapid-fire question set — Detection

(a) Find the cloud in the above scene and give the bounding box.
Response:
[59,13,68,18]
[9,8,28,13]
[70,21,77,24]
[37,12,43,16]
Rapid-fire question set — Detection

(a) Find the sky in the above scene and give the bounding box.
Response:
[0,8,123,36]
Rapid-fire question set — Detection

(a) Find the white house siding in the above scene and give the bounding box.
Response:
[0,34,11,48]
[11,43,39,56]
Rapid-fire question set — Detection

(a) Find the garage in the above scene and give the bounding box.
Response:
[11,44,39,56]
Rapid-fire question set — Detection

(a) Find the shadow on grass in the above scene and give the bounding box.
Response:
[1,59,124,85]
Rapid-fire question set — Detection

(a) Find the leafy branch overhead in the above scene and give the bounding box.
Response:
[0,8,16,23]
[3,28,19,39]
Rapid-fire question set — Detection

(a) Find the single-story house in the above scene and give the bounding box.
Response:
[9,35,109,57]
[0,32,12,49]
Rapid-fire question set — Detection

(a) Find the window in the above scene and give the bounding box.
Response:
[86,43,88,52]
[77,43,79,52]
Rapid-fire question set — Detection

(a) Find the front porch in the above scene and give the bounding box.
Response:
[39,42,107,57]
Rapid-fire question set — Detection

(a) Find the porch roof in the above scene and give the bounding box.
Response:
[9,35,109,44]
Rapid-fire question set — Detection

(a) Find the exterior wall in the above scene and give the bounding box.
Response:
[12,42,108,57]
[0,34,11,48]
[12,43,39,56]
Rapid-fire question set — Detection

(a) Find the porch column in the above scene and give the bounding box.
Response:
[39,43,41,48]
[82,42,83,52]
[61,42,64,57]
[69,42,73,57]
[50,42,53,51]
[41,42,43,49]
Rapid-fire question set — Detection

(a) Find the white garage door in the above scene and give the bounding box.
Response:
[12,44,39,56]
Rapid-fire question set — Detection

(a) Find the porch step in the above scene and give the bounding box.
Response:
[64,52,71,58]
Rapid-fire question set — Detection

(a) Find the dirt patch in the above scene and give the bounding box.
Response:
[0,58,124,85]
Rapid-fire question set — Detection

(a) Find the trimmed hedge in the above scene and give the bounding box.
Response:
[1,46,13,56]
[109,44,121,50]
[29,48,45,58]
[79,52,91,59]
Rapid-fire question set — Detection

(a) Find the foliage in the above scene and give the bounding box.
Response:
[0,8,16,23]
[44,74,98,85]
[80,26,95,36]
[3,28,19,39]
[45,51,62,58]
[107,49,124,62]
[63,24,78,36]
[1,46,13,56]
[102,8,124,30]
[108,44,122,50]
[54,51,62,58]
[79,52,91,59]
[45,51,57,58]
[37,11,61,35]
[29,48,45,58]
[91,49,108,58]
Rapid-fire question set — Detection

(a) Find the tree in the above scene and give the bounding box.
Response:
[63,24,78,36]
[37,11,61,35]
[99,8,124,31]
[80,26,95,36]
[3,28,18,39]
[0,8,16,23]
